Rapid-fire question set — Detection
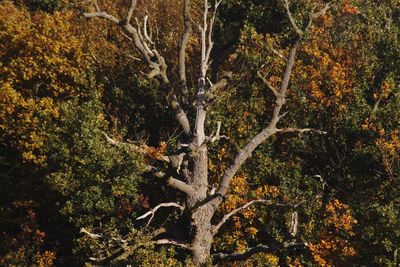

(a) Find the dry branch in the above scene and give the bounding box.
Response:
[154,239,191,250]
[276,127,328,135]
[84,3,191,137]
[136,202,184,226]
[213,199,286,234]
[179,0,192,90]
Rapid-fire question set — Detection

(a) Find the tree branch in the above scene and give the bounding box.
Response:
[276,127,327,135]
[136,202,184,226]
[310,1,333,20]
[101,131,149,153]
[209,121,229,143]
[154,239,191,250]
[204,0,222,76]
[80,227,102,239]
[80,227,128,243]
[271,47,288,63]
[200,0,222,78]
[213,199,285,234]
[282,0,303,36]
[84,3,192,137]
[257,65,279,97]
[195,0,223,146]
[214,0,331,202]
[213,242,308,262]
[83,11,120,24]
[83,11,163,80]
[125,0,137,25]
[179,0,192,91]
[167,177,194,195]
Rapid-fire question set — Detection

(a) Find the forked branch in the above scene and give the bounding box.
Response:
[199,0,223,78]
[83,7,167,81]
[213,199,285,234]
[209,121,229,143]
[136,202,184,226]
[214,0,332,202]
[282,0,303,36]
[257,65,279,97]
[84,2,191,136]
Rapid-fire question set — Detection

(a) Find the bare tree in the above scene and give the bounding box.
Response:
[82,0,331,265]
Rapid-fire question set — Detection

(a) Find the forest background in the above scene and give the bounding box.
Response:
[0,0,399,266]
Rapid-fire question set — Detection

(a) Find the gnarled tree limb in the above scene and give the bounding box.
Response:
[84,2,191,137]
[167,177,194,195]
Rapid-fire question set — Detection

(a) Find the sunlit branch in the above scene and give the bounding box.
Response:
[276,127,328,135]
[136,202,184,226]
[154,239,191,250]
[213,199,285,234]
[125,0,137,25]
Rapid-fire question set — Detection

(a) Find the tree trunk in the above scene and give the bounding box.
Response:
[187,144,215,266]
[191,205,214,266]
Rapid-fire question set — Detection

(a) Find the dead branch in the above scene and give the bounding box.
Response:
[179,0,192,91]
[272,47,288,63]
[288,210,298,237]
[205,71,232,101]
[209,121,229,143]
[125,0,137,25]
[83,11,120,24]
[213,199,285,234]
[84,3,191,137]
[194,0,223,146]
[154,239,191,250]
[199,0,222,78]
[276,127,328,135]
[80,227,129,244]
[136,202,184,226]
[101,131,149,153]
[310,1,333,19]
[80,227,102,239]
